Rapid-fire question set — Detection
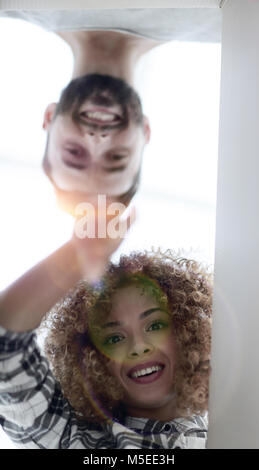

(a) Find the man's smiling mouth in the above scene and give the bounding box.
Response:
[84,110,119,122]
[79,107,122,125]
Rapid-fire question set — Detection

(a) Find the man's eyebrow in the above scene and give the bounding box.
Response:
[103,165,127,173]
[101,308,167,329]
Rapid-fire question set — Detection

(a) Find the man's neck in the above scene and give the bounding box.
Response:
[57,30,162,85]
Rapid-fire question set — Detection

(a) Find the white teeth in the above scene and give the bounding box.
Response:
[131,365,162,378]
[86,111,116,121]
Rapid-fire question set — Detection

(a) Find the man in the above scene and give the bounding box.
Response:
[0,9,221,212]
[41,29,156,212]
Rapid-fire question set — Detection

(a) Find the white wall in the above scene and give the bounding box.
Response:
[208,0,259,449]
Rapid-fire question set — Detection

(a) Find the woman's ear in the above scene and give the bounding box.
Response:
[42,103,57,130]
[143,115,151,144]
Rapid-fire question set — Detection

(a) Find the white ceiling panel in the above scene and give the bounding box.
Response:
[0,0,225,9]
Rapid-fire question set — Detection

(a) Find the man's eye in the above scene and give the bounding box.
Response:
[147,321,168,332]
[66,148,80,156]
[112,155,125,161]
[104,334,124,346]
[106,154,127,163]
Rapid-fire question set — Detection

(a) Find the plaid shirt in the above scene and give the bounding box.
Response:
[0,326,208,449]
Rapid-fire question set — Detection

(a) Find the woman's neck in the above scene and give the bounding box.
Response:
[126,402,179,422]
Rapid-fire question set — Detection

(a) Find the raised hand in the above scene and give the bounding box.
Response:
[71,200,136,283]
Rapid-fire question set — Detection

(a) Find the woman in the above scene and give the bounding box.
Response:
[40,249,212,449]
[0,211,212,449]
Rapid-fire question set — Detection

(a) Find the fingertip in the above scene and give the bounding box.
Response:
[128,205,137,226]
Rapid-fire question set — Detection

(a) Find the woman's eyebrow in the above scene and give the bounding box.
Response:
[139,307,165,320]
[101,308,167,329]
[102,320,121,329]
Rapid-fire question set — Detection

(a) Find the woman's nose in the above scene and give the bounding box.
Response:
[127,338,155,358]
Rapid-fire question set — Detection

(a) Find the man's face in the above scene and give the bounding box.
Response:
[91,285,177,420]
[43,74,150,201]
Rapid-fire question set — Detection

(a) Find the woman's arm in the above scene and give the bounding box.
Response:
[0,325,74,449]
[0,241,81,332]
[0,209,134,333]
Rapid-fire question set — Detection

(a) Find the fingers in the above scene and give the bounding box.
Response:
[126,205,137,231]
[73,204,136,241]
[70,204,137,282]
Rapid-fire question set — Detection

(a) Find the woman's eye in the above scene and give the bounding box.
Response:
[147,321,168,332]
[104,334,124,346]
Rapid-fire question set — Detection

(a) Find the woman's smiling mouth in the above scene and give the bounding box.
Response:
[127,362,165,385]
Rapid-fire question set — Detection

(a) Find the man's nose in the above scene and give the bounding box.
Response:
[85,129,110,140]
[81,130,110,161]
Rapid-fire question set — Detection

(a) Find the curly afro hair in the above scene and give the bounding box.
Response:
[41,249,213,423]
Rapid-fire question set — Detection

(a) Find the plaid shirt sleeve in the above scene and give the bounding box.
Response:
[0,325,73,449]
[0,325,209,450]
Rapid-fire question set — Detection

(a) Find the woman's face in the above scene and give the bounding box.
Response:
[94,285,177,420]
